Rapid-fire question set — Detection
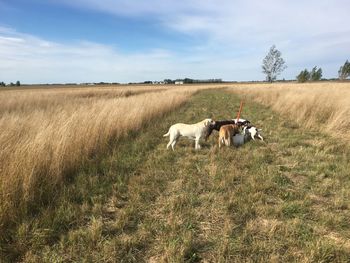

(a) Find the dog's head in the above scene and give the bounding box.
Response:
[237,120,251,128]
[202,118,216,141]
[203,118,215,127]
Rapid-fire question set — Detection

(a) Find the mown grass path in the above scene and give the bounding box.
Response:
[14,89,350,262]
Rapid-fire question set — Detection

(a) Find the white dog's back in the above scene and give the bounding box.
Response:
[164,119,214,150]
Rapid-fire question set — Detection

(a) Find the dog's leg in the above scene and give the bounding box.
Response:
[224,130,230,146]
[251,129,257,141]
[258,134,264,141]
[171,140,177,151]
[251,131,256,141]
[167,133,177,150]
[195,138,201,150]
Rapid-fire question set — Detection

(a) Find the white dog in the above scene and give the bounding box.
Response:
[163,118,215,150]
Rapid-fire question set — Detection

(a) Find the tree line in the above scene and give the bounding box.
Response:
[296,66,322,83]
[262,45,349,82]
[0,81,21,87]
[140,78,223,85]
[1,52,349,86]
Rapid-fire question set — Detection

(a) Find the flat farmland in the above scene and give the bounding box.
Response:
[1,83,349,262]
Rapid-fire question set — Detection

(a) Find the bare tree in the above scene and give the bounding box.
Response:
[262,45,287,82]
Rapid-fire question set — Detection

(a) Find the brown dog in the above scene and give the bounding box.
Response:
[218,124,240,148]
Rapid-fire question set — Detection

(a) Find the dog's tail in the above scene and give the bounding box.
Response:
[163,130,170,137]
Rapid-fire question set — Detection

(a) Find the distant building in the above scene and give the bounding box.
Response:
[175,81,184,85]
[152,81,165,85]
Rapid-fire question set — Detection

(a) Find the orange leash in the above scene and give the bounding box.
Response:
[236,100,244,121]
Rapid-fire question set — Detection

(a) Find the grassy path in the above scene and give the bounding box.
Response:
[14,90,350,262]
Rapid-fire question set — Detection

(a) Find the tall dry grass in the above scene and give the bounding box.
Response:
[0,85,215,232]
[228,82,350,143]
[0,85,166,114]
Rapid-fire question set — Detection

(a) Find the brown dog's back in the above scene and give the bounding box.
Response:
[218,124,240,148]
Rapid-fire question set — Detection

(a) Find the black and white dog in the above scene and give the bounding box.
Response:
[232,124,264,147]
[243,125,264,141]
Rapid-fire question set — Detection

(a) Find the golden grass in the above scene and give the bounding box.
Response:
[0,85,166,114]
[0,84,220,230]
[228,82,350,143]
[2,87,350,261]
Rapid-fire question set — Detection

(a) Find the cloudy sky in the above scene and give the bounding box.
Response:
[0,0,349,83]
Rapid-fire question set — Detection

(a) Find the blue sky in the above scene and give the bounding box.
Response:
[0,0,349,83]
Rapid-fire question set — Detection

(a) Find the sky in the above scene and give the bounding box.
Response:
[0,0,349,84]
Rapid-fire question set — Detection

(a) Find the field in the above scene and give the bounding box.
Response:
[227,82,350,144]
[1,83,350,262]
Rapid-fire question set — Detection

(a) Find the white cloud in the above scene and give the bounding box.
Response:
[44,0,350,79]
[1,0,350,82]
[0,27,181,83]
[50,0,350,40]
[0,27,268,83]
[1,25,348,83]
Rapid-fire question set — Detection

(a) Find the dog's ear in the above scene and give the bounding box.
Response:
[204,119,212,127]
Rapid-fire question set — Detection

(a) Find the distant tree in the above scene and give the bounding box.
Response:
[10,82,15,86]
[338,60,350,80]
[297,69,310,83]
[262,45,287,82]
[0,82,5,87]
[310,66,322,81]
[16,80,21,86]
[183,78,194,84]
